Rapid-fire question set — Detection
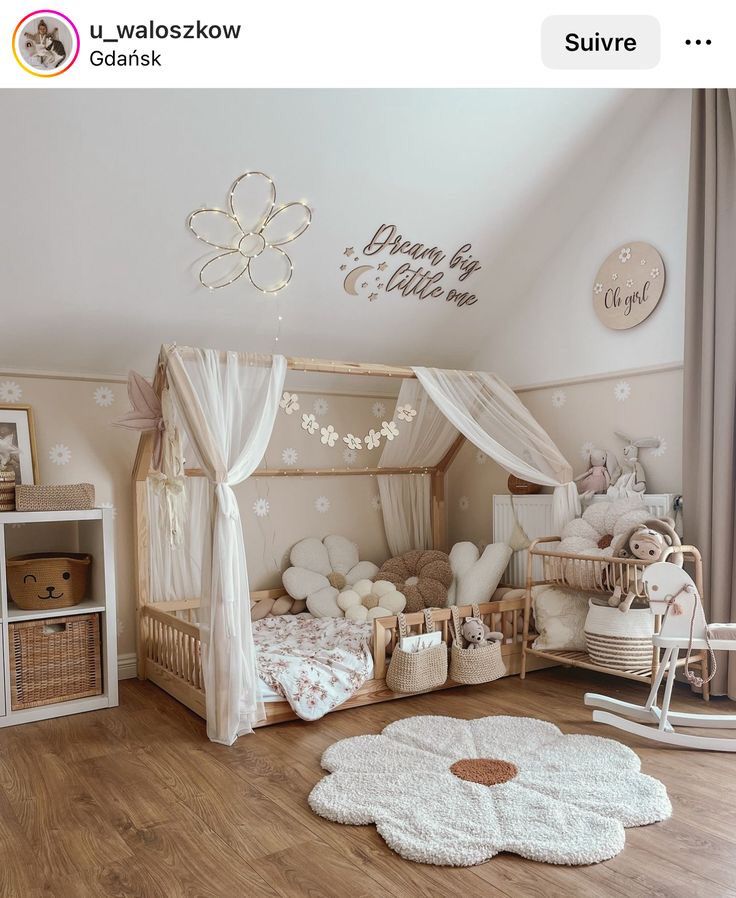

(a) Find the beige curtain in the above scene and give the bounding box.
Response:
[683,89,736,698]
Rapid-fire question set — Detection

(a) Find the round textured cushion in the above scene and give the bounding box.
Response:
[378,549,452,612]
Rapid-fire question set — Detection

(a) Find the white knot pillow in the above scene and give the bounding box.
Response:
[337,579,406,622]
[282,535,380,618]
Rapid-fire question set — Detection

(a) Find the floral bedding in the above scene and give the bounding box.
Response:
[253,614,373,721]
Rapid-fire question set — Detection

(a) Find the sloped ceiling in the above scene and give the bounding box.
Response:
[1,88,671,381]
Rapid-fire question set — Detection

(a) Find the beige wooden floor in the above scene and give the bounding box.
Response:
[1,669,735,898]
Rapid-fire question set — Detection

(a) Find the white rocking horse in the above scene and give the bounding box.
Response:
[585,554,736,751]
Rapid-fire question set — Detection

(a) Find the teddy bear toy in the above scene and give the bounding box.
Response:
[461,616,504,649]
[609,517,683,612]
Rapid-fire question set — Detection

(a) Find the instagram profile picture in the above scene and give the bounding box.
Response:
[13,10,79,77]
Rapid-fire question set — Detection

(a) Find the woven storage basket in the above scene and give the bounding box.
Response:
[584,598,654,670]
[7,553,91,610]
[15,483,95,512]
[386,608,447,694]
[9,613,102,710]
[0,470,16,511]
[449,604,506,685]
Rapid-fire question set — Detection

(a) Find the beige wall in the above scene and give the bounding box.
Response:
[448,367,683,546]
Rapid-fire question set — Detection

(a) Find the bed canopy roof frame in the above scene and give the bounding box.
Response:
[132,344,579,744]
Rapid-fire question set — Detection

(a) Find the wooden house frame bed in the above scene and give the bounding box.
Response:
[132,354,550,728]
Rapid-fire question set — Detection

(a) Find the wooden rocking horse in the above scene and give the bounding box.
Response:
[585,549,736,751]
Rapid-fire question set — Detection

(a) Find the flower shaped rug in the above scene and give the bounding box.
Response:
[309,715,671,867]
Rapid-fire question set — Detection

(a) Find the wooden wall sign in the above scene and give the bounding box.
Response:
[339,223,483,309]
[593,242,665,330]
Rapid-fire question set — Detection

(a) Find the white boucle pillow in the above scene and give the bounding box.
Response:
[453,542,513,606]
[531,585,589,651]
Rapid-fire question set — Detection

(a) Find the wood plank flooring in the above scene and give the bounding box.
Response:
[1,669,735,897]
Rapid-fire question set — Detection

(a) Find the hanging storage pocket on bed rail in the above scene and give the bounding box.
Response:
[386,608,448,694]
[449,604,506,685]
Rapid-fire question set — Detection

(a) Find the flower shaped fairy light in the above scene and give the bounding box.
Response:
[188,171,312,294]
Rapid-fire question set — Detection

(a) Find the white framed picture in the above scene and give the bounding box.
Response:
[0,405,38,484]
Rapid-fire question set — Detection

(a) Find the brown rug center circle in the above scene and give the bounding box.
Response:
[450,758,518,786]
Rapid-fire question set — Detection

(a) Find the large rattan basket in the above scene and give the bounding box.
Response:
[449,605,506,685]
[386,608,447,694]
[9,613,102,710]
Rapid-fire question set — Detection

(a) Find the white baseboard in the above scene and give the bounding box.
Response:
[117,652,138,680]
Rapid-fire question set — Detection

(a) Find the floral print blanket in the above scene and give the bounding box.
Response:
[253,614,374,721]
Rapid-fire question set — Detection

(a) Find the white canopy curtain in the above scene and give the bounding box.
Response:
[413,367,580,532]
[162,345,286,745]
[378,379,459,554]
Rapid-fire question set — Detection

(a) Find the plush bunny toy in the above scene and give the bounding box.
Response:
[461,617,504,649]
[574,448,620,496]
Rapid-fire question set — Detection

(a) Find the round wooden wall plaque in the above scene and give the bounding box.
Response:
[593,242,665,330]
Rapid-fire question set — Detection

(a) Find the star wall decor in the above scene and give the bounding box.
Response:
[188,172,312,294]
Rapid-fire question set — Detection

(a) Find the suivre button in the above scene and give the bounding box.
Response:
[542,16,660,69]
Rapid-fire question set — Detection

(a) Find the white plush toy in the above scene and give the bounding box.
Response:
[337,579,406,622]
[282,535,380,618]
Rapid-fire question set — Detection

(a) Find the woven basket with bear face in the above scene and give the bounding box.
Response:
[7,553,91,610]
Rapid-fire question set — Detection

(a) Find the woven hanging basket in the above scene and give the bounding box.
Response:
[386,608,447,694]
[449,604,506,685]
[584,599,654,670]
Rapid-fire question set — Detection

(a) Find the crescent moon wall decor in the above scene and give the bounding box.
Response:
[343,265,374,296]
[188,172,312,295]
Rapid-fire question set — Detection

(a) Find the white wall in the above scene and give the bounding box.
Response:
[472,89,691,386]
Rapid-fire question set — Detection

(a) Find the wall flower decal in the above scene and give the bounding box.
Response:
[253,497,270,518]
[188,171,312,294]
[343,448,357,465]
[99,501,117,519]
[476,449,487,465]
[614,380,631,402]
[551,390,567,408]
[94,386,115,407]
[370,495,381,511]
[651,437,668,457]
[0,381,22,403]
[315,495,330,514]
[371,401,387,419]
[458,496,470,511]
[281,447,298,466]
[49,443,71,465]
[313,397,329,416]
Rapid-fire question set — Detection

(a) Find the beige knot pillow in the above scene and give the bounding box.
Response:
[378,549,453,612]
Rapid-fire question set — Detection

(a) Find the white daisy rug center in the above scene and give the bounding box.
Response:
[450,757,518,786]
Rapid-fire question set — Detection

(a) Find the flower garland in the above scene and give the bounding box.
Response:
[279,392,415,451]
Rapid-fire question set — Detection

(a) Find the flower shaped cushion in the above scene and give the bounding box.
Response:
[309,715,671,867]
[282,535,380,618]
[378,549,453,612]
[337,579,406,622]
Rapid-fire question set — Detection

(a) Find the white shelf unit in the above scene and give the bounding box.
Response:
[0,508,118,727]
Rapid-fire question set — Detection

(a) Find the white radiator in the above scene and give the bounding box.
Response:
[492,493,676,587]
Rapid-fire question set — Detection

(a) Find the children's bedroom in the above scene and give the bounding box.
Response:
[1,87,735,897]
